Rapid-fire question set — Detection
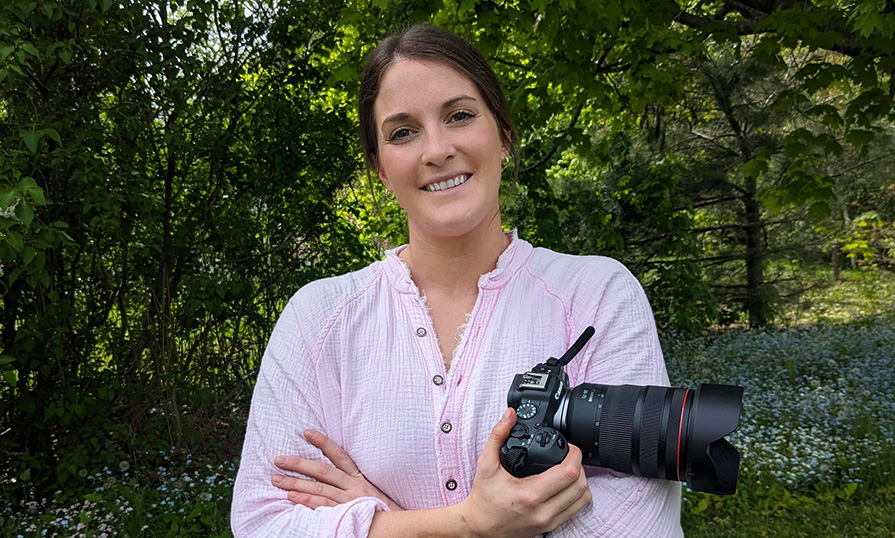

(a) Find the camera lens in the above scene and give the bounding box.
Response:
[558,383,743,495]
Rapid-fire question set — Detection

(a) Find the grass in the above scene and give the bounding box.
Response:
[2,266,894,537]
[1,454,237,538]
[682,484,895,537]
[774,264,895,325]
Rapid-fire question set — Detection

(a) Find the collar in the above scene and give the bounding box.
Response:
[382,229,533,294]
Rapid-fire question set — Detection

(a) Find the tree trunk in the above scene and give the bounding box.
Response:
[832,247,841,281]
[742,177,767,326]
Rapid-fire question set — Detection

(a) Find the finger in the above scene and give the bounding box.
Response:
[287,490,339,509]
[305,430,362,478]
[543,475,593,531]
[274,456,351,489]
[273,474,349,504]
[523,443,584,500]
[479,407,516,468]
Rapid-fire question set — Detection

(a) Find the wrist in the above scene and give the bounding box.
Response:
[370,502,483,538]
[452,499,483,538]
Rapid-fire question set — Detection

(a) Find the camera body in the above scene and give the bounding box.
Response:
[500,361,572,476]
[499,327,744,495]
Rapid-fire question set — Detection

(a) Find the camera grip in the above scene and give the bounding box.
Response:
[500,422,569,477]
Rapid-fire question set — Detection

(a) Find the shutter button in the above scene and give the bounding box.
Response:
[416,327,427,337]
[445,479,457,491]
[432,375,444,386]
[440,421,452,433]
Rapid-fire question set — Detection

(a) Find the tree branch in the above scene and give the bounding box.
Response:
[520,104,584,175]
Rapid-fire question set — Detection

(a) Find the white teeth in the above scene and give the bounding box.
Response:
[425,174,469,192]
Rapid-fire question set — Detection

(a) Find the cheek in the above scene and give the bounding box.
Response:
[379,149,413,180]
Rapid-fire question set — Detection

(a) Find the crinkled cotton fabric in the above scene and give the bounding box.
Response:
[231,230,684,537]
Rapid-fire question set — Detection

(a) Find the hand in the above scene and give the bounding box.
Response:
[456,408,592,538]
[272,429,403,512]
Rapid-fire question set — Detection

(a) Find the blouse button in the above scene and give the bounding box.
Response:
[416,327,427,337]
[432,375,444,386]
[440,421,452,433]
[445,479,457,491]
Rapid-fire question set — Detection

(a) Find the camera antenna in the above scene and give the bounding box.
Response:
[547,326,595,367]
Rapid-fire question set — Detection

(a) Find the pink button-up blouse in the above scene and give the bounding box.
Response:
[231,230,684,537]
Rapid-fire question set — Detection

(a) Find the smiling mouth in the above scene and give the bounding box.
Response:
[422,174,471,192]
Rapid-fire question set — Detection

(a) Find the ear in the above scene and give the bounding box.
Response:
[376,161,391,192]
[368,153,387,185]
[501,130,512,159]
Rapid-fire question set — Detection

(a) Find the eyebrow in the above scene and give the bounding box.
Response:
[380,95,478,130]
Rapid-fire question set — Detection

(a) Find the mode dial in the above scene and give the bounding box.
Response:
[516,402,538,420]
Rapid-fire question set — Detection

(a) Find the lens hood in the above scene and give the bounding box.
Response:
[684,384,744,495]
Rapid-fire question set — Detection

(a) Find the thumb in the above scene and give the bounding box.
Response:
[481,407,516,465]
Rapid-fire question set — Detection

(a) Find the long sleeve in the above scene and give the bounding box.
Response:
[230,292,390,538]
[552,259,684,537]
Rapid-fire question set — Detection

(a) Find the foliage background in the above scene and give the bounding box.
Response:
[1,0,894,534]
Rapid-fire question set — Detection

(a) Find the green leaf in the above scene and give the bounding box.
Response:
[58,49,72,65]
[22,130,39,153]
[743,157,769,178]
[23,245,35,265]
[0,45,13,61]
[16,203,34,226]
[21,42,38,57]
[44,128,61,144]
[6,230,23,251]
[808,201,831,220]
[0,355,15,365]
[2,369,17,387]
[38,269,49,287]
[20,178,47,205]
[0,190,15,210]
[8,266,23,285]
[327,64,357,85]
[845,129,874,146]
[28,187,46,206]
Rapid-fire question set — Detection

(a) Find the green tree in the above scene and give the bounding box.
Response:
[0,0,376,497]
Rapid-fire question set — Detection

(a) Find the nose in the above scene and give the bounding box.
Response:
[420,127,454,167]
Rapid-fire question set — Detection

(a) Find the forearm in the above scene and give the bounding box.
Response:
[369,503,473,538]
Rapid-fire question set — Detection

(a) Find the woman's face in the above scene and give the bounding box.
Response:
[373,59,507,241]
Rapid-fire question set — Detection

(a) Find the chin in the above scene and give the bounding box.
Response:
[416,215,498,241]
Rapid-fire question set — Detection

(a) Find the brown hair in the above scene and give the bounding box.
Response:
[358,24,518,182]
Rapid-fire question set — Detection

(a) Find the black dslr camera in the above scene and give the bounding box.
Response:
[499,327,744,495]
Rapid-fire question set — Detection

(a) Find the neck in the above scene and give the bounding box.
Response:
[399,218,510,299]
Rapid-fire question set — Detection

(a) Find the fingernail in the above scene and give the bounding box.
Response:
[502,408,513,422]
[304,429,318,439]
[274,457,285,466]
[272,475,283,483]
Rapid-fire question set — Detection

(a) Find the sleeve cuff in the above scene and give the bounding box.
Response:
[322,496,391,537]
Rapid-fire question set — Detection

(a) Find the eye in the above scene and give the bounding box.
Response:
[388,127,414,142]
[450,110,476,123]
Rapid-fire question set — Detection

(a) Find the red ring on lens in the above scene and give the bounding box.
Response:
[676,389,691,481]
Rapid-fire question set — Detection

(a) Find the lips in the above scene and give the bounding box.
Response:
[421,173,471,192]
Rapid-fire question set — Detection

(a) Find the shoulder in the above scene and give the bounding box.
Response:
[524,246,642,303]
[278,260,385,343]
[288,259,384,317]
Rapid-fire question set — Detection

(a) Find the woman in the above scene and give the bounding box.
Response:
[231,24,683,537]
